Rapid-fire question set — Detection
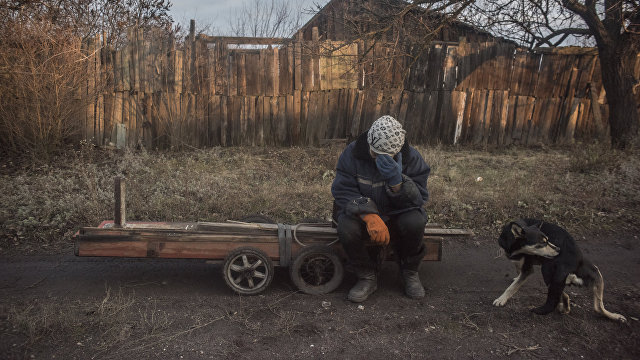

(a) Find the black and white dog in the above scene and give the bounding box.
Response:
[493,218,626,322]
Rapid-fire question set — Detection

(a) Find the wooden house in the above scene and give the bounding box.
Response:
[295,0,497,43]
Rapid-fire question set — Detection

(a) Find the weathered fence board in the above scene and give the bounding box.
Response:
[77,27,630,148]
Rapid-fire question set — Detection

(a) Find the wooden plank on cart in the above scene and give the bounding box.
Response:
[75,220,472,263]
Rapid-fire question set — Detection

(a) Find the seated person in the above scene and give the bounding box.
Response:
[332,115,431,302]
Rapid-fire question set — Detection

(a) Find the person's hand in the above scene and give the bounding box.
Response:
[375,153,403,186]
[361,214,390,245]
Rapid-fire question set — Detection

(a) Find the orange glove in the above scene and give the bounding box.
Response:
[361,214,390,245]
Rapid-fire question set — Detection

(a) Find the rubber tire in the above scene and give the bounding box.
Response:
[290,246,344,295]
[223,247,274,295]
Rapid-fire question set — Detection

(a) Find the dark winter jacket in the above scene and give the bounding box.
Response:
[331,132,430,222]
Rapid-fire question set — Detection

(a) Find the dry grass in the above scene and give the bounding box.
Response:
[1,286,178,356]
[1,143,639,253]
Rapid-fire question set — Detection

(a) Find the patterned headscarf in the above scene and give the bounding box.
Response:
[367,115,406,156]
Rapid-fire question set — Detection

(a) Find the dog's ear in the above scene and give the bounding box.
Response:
[510,221,526,239]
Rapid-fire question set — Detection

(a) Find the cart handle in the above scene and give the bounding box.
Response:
[292,223,339,247]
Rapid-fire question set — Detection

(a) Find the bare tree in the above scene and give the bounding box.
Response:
[0,20,98,157]
[318,0,475,88]
[227,0,304,38]
[0,0,173,46]
[461,0,639,148]
[0,0,174,157]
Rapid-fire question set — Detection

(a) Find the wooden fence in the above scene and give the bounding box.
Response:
[81,26,620,148]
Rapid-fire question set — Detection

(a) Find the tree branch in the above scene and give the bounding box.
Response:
[535,26,592,46]
[562,0,609,45]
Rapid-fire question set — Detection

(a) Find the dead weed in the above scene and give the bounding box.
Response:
[1,145,639,253]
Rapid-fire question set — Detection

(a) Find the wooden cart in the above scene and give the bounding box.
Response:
[74,178,473,295]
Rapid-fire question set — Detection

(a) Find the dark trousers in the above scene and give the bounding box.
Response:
[337,209,427,272]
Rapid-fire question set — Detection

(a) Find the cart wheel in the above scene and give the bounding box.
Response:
[290,246,344,295]
[223,247,274,295]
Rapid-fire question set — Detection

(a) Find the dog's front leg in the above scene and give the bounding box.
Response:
[557,292,570,314]
[494,258,532,306]
[532,281,565,315]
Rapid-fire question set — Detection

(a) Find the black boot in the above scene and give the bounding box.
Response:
[347,268,377,303]
[402,269,425,299]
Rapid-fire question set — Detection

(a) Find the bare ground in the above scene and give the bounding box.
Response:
[1,233,638,360]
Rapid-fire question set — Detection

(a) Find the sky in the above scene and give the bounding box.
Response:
[169,0,328,36]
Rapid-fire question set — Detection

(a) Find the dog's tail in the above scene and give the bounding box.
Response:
[591,265,627,322]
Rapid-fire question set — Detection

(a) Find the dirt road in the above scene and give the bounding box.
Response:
[1,235,639,359]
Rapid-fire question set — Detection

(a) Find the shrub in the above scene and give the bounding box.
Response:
[0,18,99,159]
